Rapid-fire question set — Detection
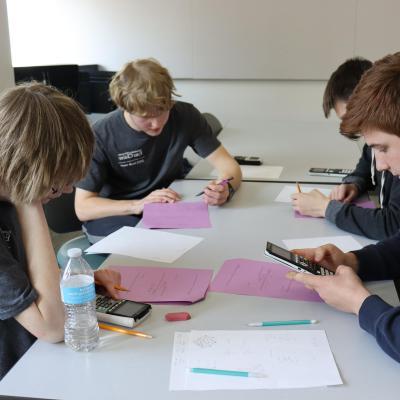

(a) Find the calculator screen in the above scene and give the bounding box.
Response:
[115,301,146,316]
[270,244,292,260]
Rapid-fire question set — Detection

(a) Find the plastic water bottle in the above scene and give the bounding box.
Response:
[60,248,99,351]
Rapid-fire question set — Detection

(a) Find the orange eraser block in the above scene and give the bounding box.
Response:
[165,312,191,321]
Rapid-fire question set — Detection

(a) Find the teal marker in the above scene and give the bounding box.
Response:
[247,319,318,327]
[190,367,267,378]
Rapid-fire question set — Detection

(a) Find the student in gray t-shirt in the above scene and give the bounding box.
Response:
[75,59,242,242]
[0,83,121,380]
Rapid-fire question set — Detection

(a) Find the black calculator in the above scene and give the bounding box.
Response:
[96,295,152,328]
[264,242,334,276]
[309,167,353,177]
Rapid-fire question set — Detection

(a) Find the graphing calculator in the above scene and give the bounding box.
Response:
[96,295,152,328]
[264,242,334,276]
[234,156,263,166]
[309,167,354,177]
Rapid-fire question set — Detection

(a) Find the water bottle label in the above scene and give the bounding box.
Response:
[61,282,96,304]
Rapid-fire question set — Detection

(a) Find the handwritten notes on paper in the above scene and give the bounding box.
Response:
[209,259,321,302]
[110,265,213,303]
[169,330,343,390]
[142,201,211,229]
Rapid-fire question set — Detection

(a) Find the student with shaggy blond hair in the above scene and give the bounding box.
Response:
[75,58,242,242]
[0,83,121,380]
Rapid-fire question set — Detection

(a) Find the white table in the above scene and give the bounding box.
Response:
[1,180,398,400]
[187,118,362,184]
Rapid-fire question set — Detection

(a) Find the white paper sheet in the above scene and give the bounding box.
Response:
[283,235,363,253]
[275,185,331,203]
[85,226,203,263]
[170,330,342,390]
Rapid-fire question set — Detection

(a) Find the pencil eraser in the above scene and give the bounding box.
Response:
[165,312,191,322]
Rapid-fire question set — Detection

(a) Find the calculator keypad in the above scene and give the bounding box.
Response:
[96,295,126,313]
[294,255,334,276]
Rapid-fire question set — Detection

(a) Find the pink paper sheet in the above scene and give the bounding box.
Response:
[209,258,322,302]
[142,201,211,229]
[110,265,213,303]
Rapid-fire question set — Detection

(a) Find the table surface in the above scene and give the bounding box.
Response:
[187,118,362,184]
[1,180,398,400]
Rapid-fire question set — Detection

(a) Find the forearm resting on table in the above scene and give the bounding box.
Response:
[75,190,142,221]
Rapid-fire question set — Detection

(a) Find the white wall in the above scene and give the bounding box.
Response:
[175,80,328,126]
[6,0,400,79]
[0,0,14,90]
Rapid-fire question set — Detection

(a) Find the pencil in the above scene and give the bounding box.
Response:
[94,280,129,292]
[98,323,153,339]
[296,182,302,193]
[114,285,129,292]
[247,319,318,327]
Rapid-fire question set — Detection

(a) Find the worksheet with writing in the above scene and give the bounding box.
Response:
[169,330,342,390]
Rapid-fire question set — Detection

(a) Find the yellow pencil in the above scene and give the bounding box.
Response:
[98,323,153,339]
[114,285,129,292]
[296,182,302,193]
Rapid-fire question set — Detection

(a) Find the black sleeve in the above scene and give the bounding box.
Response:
[358,295,400,363]
[329,178,400,239]
[186,105,221,158]
[353,232,400,281]
[75,137,110,193]
[0,242,37,320]
[343,144,375,193]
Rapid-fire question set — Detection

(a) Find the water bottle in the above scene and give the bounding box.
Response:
[60,248,99,351]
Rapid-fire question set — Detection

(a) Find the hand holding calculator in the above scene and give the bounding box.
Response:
[264,242,334,276]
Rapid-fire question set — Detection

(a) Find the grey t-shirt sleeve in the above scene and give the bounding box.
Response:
[76,139,110,193]
[0,242,37,320]
[187,106,221,158]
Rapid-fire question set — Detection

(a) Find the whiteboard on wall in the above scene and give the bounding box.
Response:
[192,0,356,79]
[6,0,400,80]
[355,0,400,61]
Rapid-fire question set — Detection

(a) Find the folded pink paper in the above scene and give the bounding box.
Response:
[142,201,211,229]
[210,258,322,302]
[110,265,213,303]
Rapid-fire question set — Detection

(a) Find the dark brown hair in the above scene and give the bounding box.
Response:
[323,57,372,118]
[340,53,400,139]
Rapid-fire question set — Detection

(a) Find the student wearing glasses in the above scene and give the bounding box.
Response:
[0,83,121,380]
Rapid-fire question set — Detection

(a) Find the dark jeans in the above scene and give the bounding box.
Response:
[83,214,141,243]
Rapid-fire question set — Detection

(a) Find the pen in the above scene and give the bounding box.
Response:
[247,319,318,327]
[98,322,153,339]
[196,176,234,196]
[296,182,302,193]
[190,367,267,378]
